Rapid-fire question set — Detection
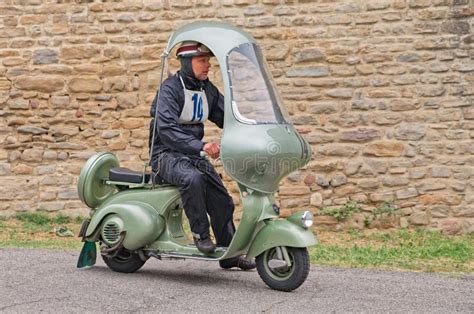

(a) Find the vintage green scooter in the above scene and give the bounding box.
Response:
[76,21,316,292]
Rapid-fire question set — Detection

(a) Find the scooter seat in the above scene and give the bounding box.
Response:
[109,167,168,185]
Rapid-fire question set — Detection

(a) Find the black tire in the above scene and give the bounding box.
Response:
[101,249,146,273]
[256,247,310,292]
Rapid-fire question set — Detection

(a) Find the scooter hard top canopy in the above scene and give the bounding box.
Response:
[165,21,256,63]
[161,21,311,194]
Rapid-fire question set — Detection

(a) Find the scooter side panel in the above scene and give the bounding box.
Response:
[85,187,181,250]
[85,202,164,250]
[245,219,317,259]
[97,186,181,216]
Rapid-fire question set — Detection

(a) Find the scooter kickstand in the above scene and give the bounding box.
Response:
[146,251,162,260]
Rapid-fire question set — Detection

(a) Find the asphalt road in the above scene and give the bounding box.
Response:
[0,248,472,313]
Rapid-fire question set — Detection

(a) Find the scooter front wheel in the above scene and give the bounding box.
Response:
[101,249,145,273]
[256,246,310,292]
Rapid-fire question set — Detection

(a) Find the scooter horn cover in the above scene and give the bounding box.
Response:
[77,152,119,208]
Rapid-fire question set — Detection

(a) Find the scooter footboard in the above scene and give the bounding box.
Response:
[246,219,317,259]
[85,201,165,251]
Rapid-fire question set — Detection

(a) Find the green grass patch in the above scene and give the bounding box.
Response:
[0,213,83,250]
[0,214,472,273]
[310,228,474,273]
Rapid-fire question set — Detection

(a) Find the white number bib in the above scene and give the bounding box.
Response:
[177,75,209,124]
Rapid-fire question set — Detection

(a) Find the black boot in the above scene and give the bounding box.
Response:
[193,237,216,254]
[219,256,256,271]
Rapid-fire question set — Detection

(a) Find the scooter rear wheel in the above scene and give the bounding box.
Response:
[101,249,145,273]
[256,246,310,292]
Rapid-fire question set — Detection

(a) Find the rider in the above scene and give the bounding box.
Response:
[149,41,256,270]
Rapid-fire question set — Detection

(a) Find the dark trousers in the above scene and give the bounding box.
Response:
[155,151,235,246]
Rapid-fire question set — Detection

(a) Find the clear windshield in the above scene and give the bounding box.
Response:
[227,43,289,124]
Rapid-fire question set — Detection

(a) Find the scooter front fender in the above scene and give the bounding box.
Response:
[85,201,165,251]
[246,219,317,259]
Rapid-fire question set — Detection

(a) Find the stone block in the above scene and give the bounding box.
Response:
[273,5,297,16]
[430,166,451,178]
[417,8,447,20]
[462,107,474,120]
[310,192,323,207]
[41,175,72,186]
[364,141,405,157]
[330,173,347,187]
[21,148,43,162]
[314,215,338,225]
[13,76,64,93]
[14,165,34,175]
[441,21,470,35]
[43,151,58,160]
[101,130,120,139]
[440,219,462,235]
[286,66,329,77]
[33,49,58,65]
[58,188,78,200]
[382,176,409,187]
[17,125,48,135]
[68,77,102,93]
[369,191,395,202]
[279,186,310,196]
[109,139,128,150]
[367,0,391,10]
[116,93,138,109]
[400,217,409,228]
[0,163,11,175]
[418,193,462,205]
[38,202,65,212]
[396,188,418,199]
[409,0,432,8]
[417,181,447,194]
[345,159,362,176]
[453,206,474,217]
[61,46,101,59]
[340,128,381,143]
[122,118,145,129]
[326,88,353,98]
[36,164,56,175]
[308,103,338,114]
[50,126,79,137]
[280,196,310,208]
[451,63,474,73]
[394,123,427,141]
[431,205,449,218]
[246,17,277,28]
[332,113,368,128]
[409,211,430,225]
[293,48,325,63]
[358,179,380,189]
[40,191,57,201]
[318,144,359,157]
[50,96,70,108]
[322,14,352,25]
[303,174,315,186]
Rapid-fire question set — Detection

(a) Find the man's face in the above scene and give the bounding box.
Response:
[192,56,211,81]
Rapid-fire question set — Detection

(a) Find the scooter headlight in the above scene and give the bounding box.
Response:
[302,211,313,228]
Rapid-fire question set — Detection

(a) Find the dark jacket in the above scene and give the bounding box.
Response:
[149,71,224,164]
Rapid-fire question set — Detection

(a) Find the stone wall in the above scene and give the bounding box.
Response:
[0,0,473,233]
